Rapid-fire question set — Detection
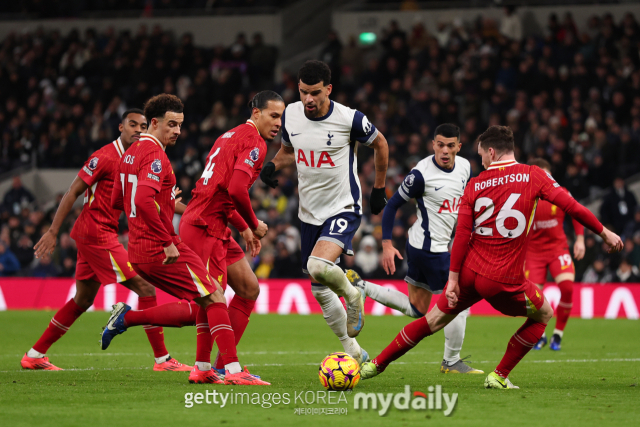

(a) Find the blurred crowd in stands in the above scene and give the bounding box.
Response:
[1,8,640,283]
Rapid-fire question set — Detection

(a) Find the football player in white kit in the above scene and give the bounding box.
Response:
[260,60,389,365]
[346,124,483,374]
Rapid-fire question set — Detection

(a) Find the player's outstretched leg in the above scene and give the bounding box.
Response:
[308,256,364,337]
[189,304,223,384]
[22,279,99,370]
[346,270,422,318]
[550,280,574,351]
[120,275,193,370]
[441,308,483,374]
[311,285,368,366]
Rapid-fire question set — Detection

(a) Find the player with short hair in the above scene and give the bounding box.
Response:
[260,60,389,365]
[359,125,622,389]
[526,158,585,351]
[102,94,269,385]
[346,123,482,374]
[22,109,191,372]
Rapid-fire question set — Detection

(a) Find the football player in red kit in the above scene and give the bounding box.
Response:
[359,126,623,389]
[525,158,585,351]
[102,94,269,385]
[23,109,190,372]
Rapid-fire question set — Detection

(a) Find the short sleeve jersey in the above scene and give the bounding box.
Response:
[115,133,181,263]
[181,120,267,239]
[459,161,562,284]
[281,100,378,225]
[398,155,471,253]
[70,138,127,246]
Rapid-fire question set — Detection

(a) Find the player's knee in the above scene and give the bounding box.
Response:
[232,278,260,300]
[124,276,156,297]
[307,257,333,284]
[73,294,95,310]
[210,289,227,304]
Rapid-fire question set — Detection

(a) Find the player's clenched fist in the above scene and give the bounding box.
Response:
[253,220,268,239]
[163,243,180,265]
[445,280,460,308]
[600,227,624,253]
[370,187,387,215]
[260,161,278,188]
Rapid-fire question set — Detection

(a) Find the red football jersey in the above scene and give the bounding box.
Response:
[114,133,181,263]
[459,160,562,284]
[527,187,584,255]
[181,120,267,239]
[70,138,126,246]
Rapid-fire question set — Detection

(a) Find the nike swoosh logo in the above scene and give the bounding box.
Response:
[435,186,444,191]
[291,133,301,136]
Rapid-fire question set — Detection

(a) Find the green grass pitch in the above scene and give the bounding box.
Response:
[0,311,638,427]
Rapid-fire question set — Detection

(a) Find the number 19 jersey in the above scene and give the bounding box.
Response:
[459,160,562,284]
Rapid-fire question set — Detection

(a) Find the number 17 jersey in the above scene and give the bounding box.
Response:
[459,160,562,284]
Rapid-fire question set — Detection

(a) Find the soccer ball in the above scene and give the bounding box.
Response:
[318,352,361,390]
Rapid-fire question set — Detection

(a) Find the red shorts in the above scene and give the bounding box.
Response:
[131,242,218,301]
[179,222,245,290]
[75,240,137,284]
[524,250,575,284]
[437,265,546,317]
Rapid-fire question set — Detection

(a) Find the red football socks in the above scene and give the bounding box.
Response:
[195,305,213,364]
[137,296,169,358]
[495,318,547,378]
[373,316,433,372]
[206,302,238,365]
[214,295,255,369]
[33,298,86,354]
[555,280,574,332]
[124,301,198,328]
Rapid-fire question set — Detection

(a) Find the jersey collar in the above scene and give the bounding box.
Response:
[140,133,165,151]
[246,119,258,133]
[432,156,455,173]
[487,160,518,170]
[306,100,334,121]
[112,137,125,158]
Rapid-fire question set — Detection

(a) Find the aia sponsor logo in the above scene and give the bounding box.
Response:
[297,149,335,167]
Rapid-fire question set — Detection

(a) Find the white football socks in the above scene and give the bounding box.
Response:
[225,362,242,374]
[311,285,362,359]
[364,280,422,318]
[443,307,470,365]
[27,348,45,358]
[195,361,211,371]
[553,329,564,338]
[154,354,171,364]
[307,256,361,304]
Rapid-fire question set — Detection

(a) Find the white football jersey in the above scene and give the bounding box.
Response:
[282,100,378,225]
[398,155,471,252]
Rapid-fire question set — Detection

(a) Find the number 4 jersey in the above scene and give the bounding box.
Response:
[181,120,266,239]
[113,133,181,264]
[456,160,563,284]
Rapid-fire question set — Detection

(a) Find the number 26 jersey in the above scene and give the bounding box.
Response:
[459,160,562,284]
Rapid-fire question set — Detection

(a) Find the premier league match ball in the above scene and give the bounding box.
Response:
[318,352,361,391]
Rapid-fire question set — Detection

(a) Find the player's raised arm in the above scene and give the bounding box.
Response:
[34,176,89,258]
[535,167,623,253]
